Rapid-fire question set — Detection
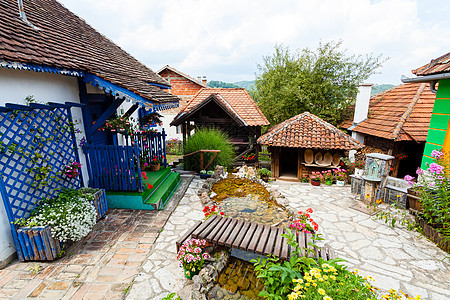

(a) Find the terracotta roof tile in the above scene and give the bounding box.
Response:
[351,83,435,142]
[0,0,179,104]
[413,52,450,76]
[173,88,269,126]
[257,112,362,150]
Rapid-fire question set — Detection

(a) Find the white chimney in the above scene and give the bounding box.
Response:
[353,83,373,124]
[351,83,373,144]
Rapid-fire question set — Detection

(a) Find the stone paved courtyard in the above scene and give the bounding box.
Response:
[0,177,448,299]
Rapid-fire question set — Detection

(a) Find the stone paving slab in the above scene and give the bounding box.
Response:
[0,176,193,300]
[128,179,450,300]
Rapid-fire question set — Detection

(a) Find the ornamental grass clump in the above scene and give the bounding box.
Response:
[183,128,235,172]
[15,189,97,242]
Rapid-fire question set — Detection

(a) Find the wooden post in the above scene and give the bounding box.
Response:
[200,152,204,170]
[271,147,280,178]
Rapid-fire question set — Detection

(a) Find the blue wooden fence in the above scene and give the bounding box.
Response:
[0,102,83,261]
[133,130,167,168]
[83,144,144,191]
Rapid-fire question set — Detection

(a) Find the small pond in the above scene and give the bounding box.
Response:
[207,177,289,299]
[211,177,289,225]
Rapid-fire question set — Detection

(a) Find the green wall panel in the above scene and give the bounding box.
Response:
[432,99,450,113]
[421,156,434,169]
[426,129,447,144]
[421,79,450,168]
[436,79,450,98]
[428,114,450,130]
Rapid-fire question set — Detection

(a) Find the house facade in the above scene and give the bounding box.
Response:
[344,83,435,178]
[0,0,179,265]
[402,53,450,168]
[157,66,207,139]
[258,112,362,181]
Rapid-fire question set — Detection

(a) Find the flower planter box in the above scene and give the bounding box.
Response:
[15,189,107,261]
[407,188,422,213]
[149,163,160,171]
[415,216,449,253]
[16,226,66,261]
[91,189,108,221]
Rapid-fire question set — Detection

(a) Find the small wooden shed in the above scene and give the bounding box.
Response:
[170,88,270,157]
[257,112,362,181]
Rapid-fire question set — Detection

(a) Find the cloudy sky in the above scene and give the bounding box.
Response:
[58,0,450,85]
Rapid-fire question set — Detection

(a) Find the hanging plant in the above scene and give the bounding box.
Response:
[63,161,82,178]
[140,111,163,128]
[102,115,136,135]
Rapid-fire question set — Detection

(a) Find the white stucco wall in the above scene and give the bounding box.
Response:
[0,67,88,264]
[161,113,182,141]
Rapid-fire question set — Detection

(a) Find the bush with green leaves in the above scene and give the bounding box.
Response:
[183,128,235,172]
[251,229,417,300]
[15,188,97,242]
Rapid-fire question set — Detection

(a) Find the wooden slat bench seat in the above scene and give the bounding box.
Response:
[177,215,336,260]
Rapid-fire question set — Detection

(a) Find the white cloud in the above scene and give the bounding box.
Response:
[59,0,450,84]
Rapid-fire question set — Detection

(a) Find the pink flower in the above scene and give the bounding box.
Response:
[427,163,444,174]
[431,150,443,159]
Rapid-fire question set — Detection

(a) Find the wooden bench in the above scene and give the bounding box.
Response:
[176,215,336,260]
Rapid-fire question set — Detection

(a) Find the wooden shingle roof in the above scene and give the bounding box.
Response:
[171,88,269,127]
[258,112,362,150]
[351,83,435,142]
[0,0,179,104]
[413,52,450,76]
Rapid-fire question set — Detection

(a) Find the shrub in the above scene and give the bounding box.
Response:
[183,128,235,172]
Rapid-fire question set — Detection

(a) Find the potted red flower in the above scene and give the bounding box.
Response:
[149,156,163,171]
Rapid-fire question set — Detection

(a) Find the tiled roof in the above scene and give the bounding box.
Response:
[413,52,450,76]
[0,0,179,104]
[351,83,435,142]
[157,65,208,88]
[172,88,270,126]
[257,112,362,150]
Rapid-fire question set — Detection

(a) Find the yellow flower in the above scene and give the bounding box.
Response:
[414,296,421,300]
[323,275,328,280]
[353,268,359,273]
[312,283,317,287]
[376,199,383,204]
[318,288,326,295]
[330,275,336,280]
[305,283,310,287]
[318,278,324,282]
[323,296,332,300]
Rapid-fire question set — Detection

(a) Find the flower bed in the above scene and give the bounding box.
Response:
[14,188,105,261]
[415,216,450,253]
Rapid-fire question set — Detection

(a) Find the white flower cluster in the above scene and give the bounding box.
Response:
[22,196,97,242]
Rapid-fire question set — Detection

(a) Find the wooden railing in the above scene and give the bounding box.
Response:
[184,149,221,171]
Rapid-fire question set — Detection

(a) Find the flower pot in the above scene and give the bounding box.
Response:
[354,168,364,177]
[260,175,269,182]
[325,180,333,186]
[183,267,200,279]
[149,163,160,171]
[336,180,345,186]
[311,179,320,186]
[199,173,211,179]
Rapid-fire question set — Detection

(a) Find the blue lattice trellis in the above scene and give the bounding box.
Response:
[0,104,81,260]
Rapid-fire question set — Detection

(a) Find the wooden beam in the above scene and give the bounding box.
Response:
[123,104,139,118]
[88,97,126,137]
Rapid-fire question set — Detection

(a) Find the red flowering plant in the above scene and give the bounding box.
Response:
[394,153,408,161]
[102,115,135,135]
[177,238,210,274]
[64,161,82,178]
[203,205,225,220]
[309,171,324,182]
[150,155,164,165]
[242,153,256,161]
[321,170,334,182]
[289,208,319,234]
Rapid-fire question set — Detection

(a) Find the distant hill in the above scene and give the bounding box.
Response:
[207,80,255,91]
[233,80,255,90]
[371,84,395,95]
[207,81,239,88]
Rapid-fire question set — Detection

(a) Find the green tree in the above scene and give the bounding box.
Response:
[252,41,386,126]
